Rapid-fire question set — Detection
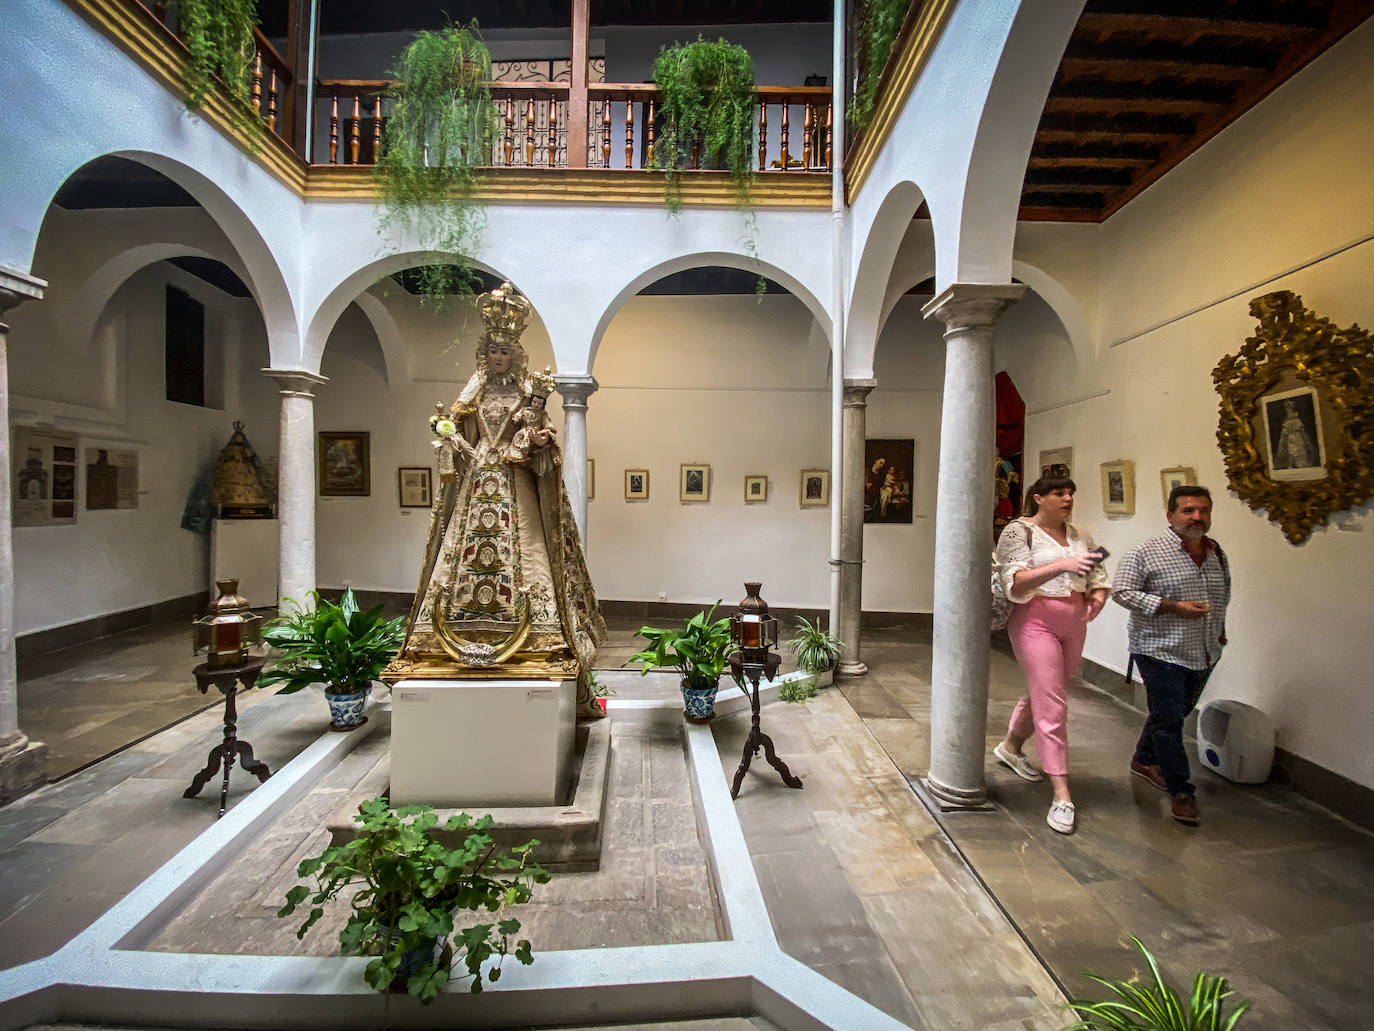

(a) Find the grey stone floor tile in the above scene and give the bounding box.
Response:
[0,840,101,915]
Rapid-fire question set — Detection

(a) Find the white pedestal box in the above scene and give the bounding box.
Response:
[389,679,576,807]
[210,518,278,608]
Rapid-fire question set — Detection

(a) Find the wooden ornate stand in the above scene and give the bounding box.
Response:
[729,656,803,800]
[183,656,271,818]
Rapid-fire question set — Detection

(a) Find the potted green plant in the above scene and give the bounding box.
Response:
[176,0,264,143]
[258,589,405,730]
[278,798,549,1002]
[629,602,733,722]
[786,615,842,695]
[375,20,501,304]
[1065,936,1250,1030]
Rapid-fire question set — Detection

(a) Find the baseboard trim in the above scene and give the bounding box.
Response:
[16,591,211,661]
[1077,656,1374,833]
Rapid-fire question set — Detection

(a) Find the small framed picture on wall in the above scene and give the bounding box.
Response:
[1100,459,1136,515]
[397,466,432,507]
[319,431,371,497]
[625,468,649,500]
[799,469,829,507]
[680,463,711,503]
[744,475,768,503]
[1159,466,1197,507]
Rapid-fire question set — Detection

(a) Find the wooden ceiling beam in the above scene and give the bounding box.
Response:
[1045,94,1230,114]
[1078,12,1322,44]
[1060,55,1263,80]
[1029,154,1155,168]
[1018,205,1106,223]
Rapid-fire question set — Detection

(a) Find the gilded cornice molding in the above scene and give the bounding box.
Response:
[844,0,958,205]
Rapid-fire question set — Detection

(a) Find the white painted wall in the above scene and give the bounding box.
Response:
[1013,16,1374,790]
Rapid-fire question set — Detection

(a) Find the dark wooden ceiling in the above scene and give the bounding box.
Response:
[1021,0,1374,221]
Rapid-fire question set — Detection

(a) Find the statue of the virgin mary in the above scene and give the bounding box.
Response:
[383,281,608,719]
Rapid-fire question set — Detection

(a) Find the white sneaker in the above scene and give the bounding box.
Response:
[1047,800,1076,835]
[994,742,1044,782]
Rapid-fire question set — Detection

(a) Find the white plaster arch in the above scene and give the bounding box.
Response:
[845,181,926,381]
[586,251,831,376]
[877,258,1090,375]
[301,252,543,376]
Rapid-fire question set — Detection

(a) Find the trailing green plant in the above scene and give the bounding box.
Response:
[258,589,405,696]
[279,798,549,1001]
[787,615,843,675]
[375,20,501,304]
[629,602,733,690]
[777,676,817,703]
[177,0,262,141]
[1065,936,1251,1031]
[650,37,757,215]
[850,0,908,133]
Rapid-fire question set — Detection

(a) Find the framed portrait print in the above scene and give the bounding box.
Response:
[1159,466,1197,507]
[319,431,370,496]
[624,468,649,500]
[863,438,914,523]
[799,469,829,507]
[397,466,432,508]
[1039,446,1073,480]
[744,475,768,503]
[1261,385,1327,482]
[1099,460,1136,515]
[680,463,711,502]
[587,458,595,500]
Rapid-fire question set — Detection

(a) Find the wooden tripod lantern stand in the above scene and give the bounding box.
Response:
[728,582,803,799]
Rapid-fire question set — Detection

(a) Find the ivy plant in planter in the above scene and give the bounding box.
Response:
[279,798,549,1002]
[375,20,501,304]
[176,0,261,139]
[850,0,908,133]
[630,602,733,723]
[258,589,405,730]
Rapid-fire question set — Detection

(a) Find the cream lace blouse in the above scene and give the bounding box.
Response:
[996,518,1110,603]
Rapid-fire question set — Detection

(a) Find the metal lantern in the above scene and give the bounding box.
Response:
[193,579,264,668]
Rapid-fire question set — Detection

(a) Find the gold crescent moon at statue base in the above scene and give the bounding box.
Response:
[433,590,533,668]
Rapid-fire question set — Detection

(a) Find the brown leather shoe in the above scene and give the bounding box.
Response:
[1171,794,1200,826]
[1130,759,1168,793]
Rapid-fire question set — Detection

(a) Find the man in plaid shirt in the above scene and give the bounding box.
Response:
[1111,486,1231,826]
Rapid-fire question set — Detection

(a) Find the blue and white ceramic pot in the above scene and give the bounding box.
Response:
[326,685,369,730]
[681,679,719,724]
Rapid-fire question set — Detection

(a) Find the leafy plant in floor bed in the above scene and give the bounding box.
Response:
[279,797,550,1001]
[1064,936,1250,1030]
[375,20,501,304]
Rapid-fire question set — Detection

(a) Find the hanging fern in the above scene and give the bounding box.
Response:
[178,0,259,118]
[850,0,908,133]
[650,37,757,215]
[374,21,500,303]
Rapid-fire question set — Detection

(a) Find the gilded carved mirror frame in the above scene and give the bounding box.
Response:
[1213,290,1374,545]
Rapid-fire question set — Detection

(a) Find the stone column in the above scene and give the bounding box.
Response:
[554,374,597,541]
[837,378,876,677]
[0,266,49,805]
[264,369,327,610]
[920,283,1024,809]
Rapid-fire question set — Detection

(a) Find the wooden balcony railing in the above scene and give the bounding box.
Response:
[317,80,833,173]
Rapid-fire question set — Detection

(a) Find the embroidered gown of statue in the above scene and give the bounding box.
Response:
[397,361,608,718]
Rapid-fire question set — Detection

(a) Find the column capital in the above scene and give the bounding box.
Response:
[842,378,877,407]
[553,374,598,408]
[0,265,46,327]
[263,367,328,398]
[921,283,1025,332]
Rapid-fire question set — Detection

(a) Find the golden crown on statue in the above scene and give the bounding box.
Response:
[479,280,533,341]
[529,364,556,399]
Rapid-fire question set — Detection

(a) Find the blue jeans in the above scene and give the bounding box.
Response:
[1131,653,1212,798]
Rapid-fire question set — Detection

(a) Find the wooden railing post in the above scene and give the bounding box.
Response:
[328,89,339,164]
[646,96,656,168]
[349,95,360,164]
[780,97,790,170]
[525,97,535,165]
[758,97,767,172]
[267,70,279,132]
[251,54,263,115]
[602,100,611,167]
[504,97,514,166]
[548,98,558,167]
[803,102,812,170]
[372,95,382,163]
[825,100,833,171]
[625,98,634,169]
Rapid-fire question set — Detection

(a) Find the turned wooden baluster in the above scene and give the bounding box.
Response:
[602,99,611,167]
[503,97,514,166]
[251,55,263,115]
[625,98,634,168]
[758,98,767,171]
[541,99,552,168]
[780,97,790,170]
[266,71,278,133]
[372,96,382,163]
[646,97,656,167]
[803,103,812,170]
[329,89,339,164]
[818,100,829,169]
[348,95,360,164]
[525,97,535,165]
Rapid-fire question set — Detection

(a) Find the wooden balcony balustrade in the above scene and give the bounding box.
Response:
[317,80,834,173]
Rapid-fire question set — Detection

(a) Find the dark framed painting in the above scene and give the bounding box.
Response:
[863,438,914,524]
[319,431,370,496]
